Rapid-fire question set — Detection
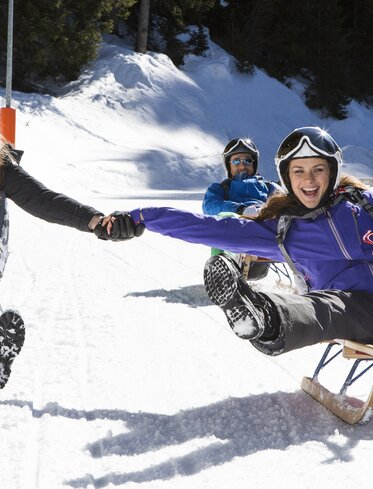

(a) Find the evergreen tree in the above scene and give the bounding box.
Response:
[207,0,280,75]
[1,0,373,117]
[343,0,373,103]
[0,0,136,91]
[206,0,353,118]
[303,0,350,118]
[150,0,215,65]
[189,25,209,56]
[257,0,311,80]
[135,0,151,53]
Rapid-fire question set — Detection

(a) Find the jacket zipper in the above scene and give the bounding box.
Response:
[326,213,353,260]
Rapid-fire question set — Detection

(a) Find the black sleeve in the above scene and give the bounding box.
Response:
[0,161,102,232]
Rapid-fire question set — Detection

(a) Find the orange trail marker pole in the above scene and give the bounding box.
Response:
[0,107,16,146]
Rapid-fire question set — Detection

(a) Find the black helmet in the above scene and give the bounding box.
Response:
[275,126,343,194]
[222,138,259,177]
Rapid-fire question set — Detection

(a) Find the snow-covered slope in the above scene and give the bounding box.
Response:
[9,34,373,194]
[0,34,372,489]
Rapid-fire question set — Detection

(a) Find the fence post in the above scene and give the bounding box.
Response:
[1,0,16,146]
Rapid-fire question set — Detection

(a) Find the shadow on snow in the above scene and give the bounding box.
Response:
[123,284,211,308]
[1,390,372,488]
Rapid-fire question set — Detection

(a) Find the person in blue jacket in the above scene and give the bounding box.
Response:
[124,127,373,356]
[203,137,279,217]
[203,138,280,281]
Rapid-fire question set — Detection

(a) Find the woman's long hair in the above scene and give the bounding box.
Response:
[254,175,369,221]
[0,139,11,168]
[0,139,16,181]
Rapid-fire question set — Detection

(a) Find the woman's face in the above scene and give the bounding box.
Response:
[288,157,331,208]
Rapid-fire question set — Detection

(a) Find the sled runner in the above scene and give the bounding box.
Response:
[301,340,373,424]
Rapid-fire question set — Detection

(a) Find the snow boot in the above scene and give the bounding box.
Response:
[204,254,277,340]
[0,309,25,389]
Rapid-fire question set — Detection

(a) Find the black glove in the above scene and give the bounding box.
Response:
[93,212,145,241]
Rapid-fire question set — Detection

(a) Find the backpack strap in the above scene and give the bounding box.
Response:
[335,185,373,219]
[276,216,309,294]
[275,198,344,294]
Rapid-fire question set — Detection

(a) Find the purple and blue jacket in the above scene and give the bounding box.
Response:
[130,189,373,294]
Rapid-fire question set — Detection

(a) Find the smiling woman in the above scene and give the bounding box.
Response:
[118,127,373,359]
[288,158,331,208]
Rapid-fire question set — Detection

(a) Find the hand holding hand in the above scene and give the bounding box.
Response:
[93,211,145,241]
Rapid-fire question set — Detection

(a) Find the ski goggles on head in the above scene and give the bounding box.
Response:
[276,127,341,163]
[222,138,258,159]
[230,157,255,166]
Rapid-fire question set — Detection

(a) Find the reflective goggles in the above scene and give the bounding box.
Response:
[230,157,255,166]
[276,127,341,163]
[223,138,257,158]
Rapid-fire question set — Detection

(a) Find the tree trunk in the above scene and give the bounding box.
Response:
[135,0,151,53]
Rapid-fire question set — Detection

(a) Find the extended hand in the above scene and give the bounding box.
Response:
[93,211,145,241]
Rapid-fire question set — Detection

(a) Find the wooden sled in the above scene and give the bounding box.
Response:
[240,254,292,286]
[301,340,373,424]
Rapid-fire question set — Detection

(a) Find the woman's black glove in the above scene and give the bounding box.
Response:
[94,212,145,241]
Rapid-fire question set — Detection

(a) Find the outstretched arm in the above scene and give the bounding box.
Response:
[130,206,283,261]
[1,161,101,232]
[0,159,145,241]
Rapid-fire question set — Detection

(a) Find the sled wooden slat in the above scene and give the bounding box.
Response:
[301,376,373,424]
[339,340,373,359]
[301,340,373,424]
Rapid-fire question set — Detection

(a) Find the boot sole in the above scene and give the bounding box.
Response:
[204,254,241,306]
[0,310,25,388]
[204,255,264,339]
